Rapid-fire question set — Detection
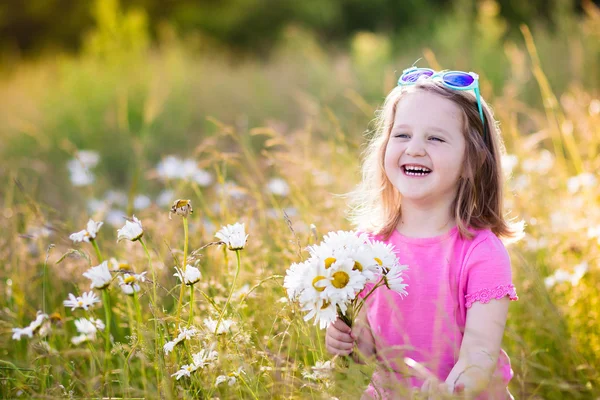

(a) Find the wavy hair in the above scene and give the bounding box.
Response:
[346,80,523,241]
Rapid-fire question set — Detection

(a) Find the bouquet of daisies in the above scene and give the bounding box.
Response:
[284,231,408,329]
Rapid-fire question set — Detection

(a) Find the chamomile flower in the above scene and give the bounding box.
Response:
[322,258,366,304]
[203,317,235,335]
[169,199,193,219]
[215,223,248,251]
[116,215,143,242]
[12,327,34,340]
[63,291,101,311]
[118,272,147,295]
[83,261,112,290]
[283,260,309,300]
[163,325,199,354]
[384,263,409,296]
[192,349,219,368]
[171,364,196,380]
[174,265,202,286]
[71,317,102,344]
[302,299,338,329]
[69,219,103,243]
[216,368,244,386]
[303,360,333,381]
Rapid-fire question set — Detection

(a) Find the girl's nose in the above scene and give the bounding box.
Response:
[405,139,426,156]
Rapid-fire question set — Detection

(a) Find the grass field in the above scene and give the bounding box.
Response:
[0,2,599,398]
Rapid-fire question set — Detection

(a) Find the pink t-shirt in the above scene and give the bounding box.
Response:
[360,226,518,399]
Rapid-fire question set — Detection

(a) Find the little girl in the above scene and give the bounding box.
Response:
[325,67,522,399]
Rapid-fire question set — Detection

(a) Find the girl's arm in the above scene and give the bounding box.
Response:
[445,297,509,396]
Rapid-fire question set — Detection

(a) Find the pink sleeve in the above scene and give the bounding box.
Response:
[463,234,518,308]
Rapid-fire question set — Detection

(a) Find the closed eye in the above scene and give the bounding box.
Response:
[393,133,410,139]
[429,136,445,142]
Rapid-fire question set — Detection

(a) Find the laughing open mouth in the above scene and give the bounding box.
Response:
[402,165,432,176]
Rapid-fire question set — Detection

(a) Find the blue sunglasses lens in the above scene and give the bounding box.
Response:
[442,72,474,88]
[400,69,434,83]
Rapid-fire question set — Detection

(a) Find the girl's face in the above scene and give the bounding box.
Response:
[384,91,467,208]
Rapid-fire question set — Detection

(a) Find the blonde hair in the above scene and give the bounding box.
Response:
[346,79,522,241]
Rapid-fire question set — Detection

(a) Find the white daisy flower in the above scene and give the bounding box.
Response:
[117,272,147,295]
[69,219,103,243]
[163,325,199,355]
[29,312,49,332]
[192,349,219,369]
[322,263,365,302]
[283,261,305,300]
[117,215,144,242]
[217,367,245,386]
[174,265,202,286]
[74,318,98,336]
[71,317,101,344]
[266,177,290,197]
[171,364,196,380]
[203,317,235,335]
[215,222,248,251]
[163,341,177,355]
[71,334,90,345]
[302,299,338,330]
[384,263,409,296]
[169,199,193,219]
[63,291,101,311]
[83,261,112,290]
[12,327,34,340]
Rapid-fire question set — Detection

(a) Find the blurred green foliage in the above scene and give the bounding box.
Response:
[0,0,597,56]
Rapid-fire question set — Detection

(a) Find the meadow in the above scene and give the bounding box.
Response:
[0,1,599,398]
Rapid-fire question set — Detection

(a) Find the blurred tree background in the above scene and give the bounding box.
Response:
[1,0,598,56]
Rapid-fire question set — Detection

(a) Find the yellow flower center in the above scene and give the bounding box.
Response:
[374,257,382,265]
[353,261,363,271]
[78,301,83,306]
[324,257,336,269]
[332,271,350,289]
[312,276,327,292]
[124,276,136,284]
[321,301,330,310]
[119,263,132,271]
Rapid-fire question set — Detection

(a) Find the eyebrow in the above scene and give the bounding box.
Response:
[393,124,450,136]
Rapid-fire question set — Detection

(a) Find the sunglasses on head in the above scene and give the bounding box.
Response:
[397,67,486,135]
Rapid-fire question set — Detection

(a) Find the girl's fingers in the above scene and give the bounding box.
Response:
[333,318,352,333]
[326,336,354,351]
[328,329,354,343]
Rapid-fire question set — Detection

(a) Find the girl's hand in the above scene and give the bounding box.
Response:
[325,317,355,356]
[420,377,466,399]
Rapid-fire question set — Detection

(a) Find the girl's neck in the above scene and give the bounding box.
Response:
[396,200,455,238]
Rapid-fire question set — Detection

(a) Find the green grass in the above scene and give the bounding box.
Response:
[0,2,599,398]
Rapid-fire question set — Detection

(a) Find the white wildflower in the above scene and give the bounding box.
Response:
[174,265,202,286]
[384,263,409,296]
[12,327,34,340]
[118,272,146,295]
[83,261,112,290]
[69,219,103,243]
[169,199,193,219]
[192,349,219,369]
[117,215,144,242]
[203,317,235,335]
[266,177,290,197]
[171,364,196,380]
[215,222,248,251]
[63,291,101,311]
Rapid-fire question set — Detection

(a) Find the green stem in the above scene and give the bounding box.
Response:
[176,217,189,322]
[188,285,194,328]
[91,239,103,263]
[215,250,240,334]
[102,290,113,378]
[140,238,162,392]
[133,292,148,398]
